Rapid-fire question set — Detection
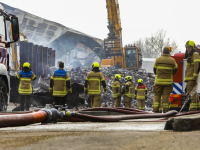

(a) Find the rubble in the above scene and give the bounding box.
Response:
[37,66,155,109]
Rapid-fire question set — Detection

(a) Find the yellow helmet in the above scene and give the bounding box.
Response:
[23,62,31,69]
[138,79,143,83]
[115,74,121,80]
[185,40,195,49]
[92,62,99,68]
[125,76,132,81]
[168,47,172,51]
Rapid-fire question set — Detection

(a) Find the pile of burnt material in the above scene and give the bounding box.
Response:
[100,67,155,109]
[39,66,155,109]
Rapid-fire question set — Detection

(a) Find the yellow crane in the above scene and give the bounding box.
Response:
[101,0,142,69]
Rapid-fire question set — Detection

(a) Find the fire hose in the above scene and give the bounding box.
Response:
[1,108,200,128]
[81,107,149,114]
[0,109,60,127]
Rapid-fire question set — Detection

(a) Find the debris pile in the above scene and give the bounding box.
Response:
[37,66,155,109]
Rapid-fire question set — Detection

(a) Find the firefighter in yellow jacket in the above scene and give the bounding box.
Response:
[16,62,36,111]
[84,62,107,108]
[153,47,178,113]
[111,74,122,107]
[122,76,134,108]
[50,62,72,107]
[184,40,200,111]
[134,79,147,110]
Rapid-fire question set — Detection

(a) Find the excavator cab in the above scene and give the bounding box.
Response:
[124,45,142,69]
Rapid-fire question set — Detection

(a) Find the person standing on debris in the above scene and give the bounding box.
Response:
[184,40,200,111]
[152,47,178,113]
[16,62,36,111]
[134,79,147,110]
[111,74,122,107]
[50,62,72,107]
[84,62,107,108]
[122,76,134,108]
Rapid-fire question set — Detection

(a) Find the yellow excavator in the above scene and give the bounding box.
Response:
[101,0,142,69]
[11,31,28,71]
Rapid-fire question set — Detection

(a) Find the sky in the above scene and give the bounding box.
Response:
[1,0,200,52]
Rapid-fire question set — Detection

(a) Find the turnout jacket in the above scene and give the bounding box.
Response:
[84,71,107,95]
[184,52,200,82]
[16,71,36,95]
[50,68,72,97]
[111,80,121,98]
[153,54,177,85]
[123,81,134,98]
[135,84,147,100]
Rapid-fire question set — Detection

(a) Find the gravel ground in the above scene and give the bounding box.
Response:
[0,130,200,150]
[0,121,200,150]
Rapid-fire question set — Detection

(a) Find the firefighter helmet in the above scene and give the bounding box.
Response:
[138,79,143,83]
[92,62,99,68]
[125,76,132,81]
[115,74,121,80]
[23,62,31,69]
[185,40,195,49]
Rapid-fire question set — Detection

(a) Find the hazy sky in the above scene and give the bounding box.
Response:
[1,0,200,52]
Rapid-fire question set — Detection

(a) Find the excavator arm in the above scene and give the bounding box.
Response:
[106,0,122,38]
[106,0,122,39]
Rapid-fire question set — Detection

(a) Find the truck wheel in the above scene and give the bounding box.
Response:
[0,80,8,111]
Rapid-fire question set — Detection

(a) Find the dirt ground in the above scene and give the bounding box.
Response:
[0,130,200,150]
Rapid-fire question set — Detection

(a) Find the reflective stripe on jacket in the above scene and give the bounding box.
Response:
[184,52,200,82]
[154,54,177,85]
[135,84,147,100]
[84,71,106,95]
[111,80,121,98]
[125,81,134,98]
[16,71,36,95]
[50,69,71,97]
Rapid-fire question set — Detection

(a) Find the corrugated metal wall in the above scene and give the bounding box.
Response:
[20,41,55,77]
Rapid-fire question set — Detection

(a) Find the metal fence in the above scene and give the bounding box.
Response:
[20,41,55,77]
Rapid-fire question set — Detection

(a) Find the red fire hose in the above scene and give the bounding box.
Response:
[67,110,178,122]
[81,107,149,114]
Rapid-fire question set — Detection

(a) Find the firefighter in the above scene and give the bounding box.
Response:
[16,62,36,111]
[111,74,122,107]
[184,40,200,111]
[50,62,72,107]
[84,62,107,108]
[122,76,134,108]
[134,79,147,110]
[152,47,177,113]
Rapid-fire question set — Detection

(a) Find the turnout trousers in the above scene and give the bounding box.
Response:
[124,96,132,108]
[186,81,199,111]
[20,95,31,111]
[137,99,145,110]
[89,94,101,108]
[54,95,67,107]
[114,97,121,107]
[153,84,173,113]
